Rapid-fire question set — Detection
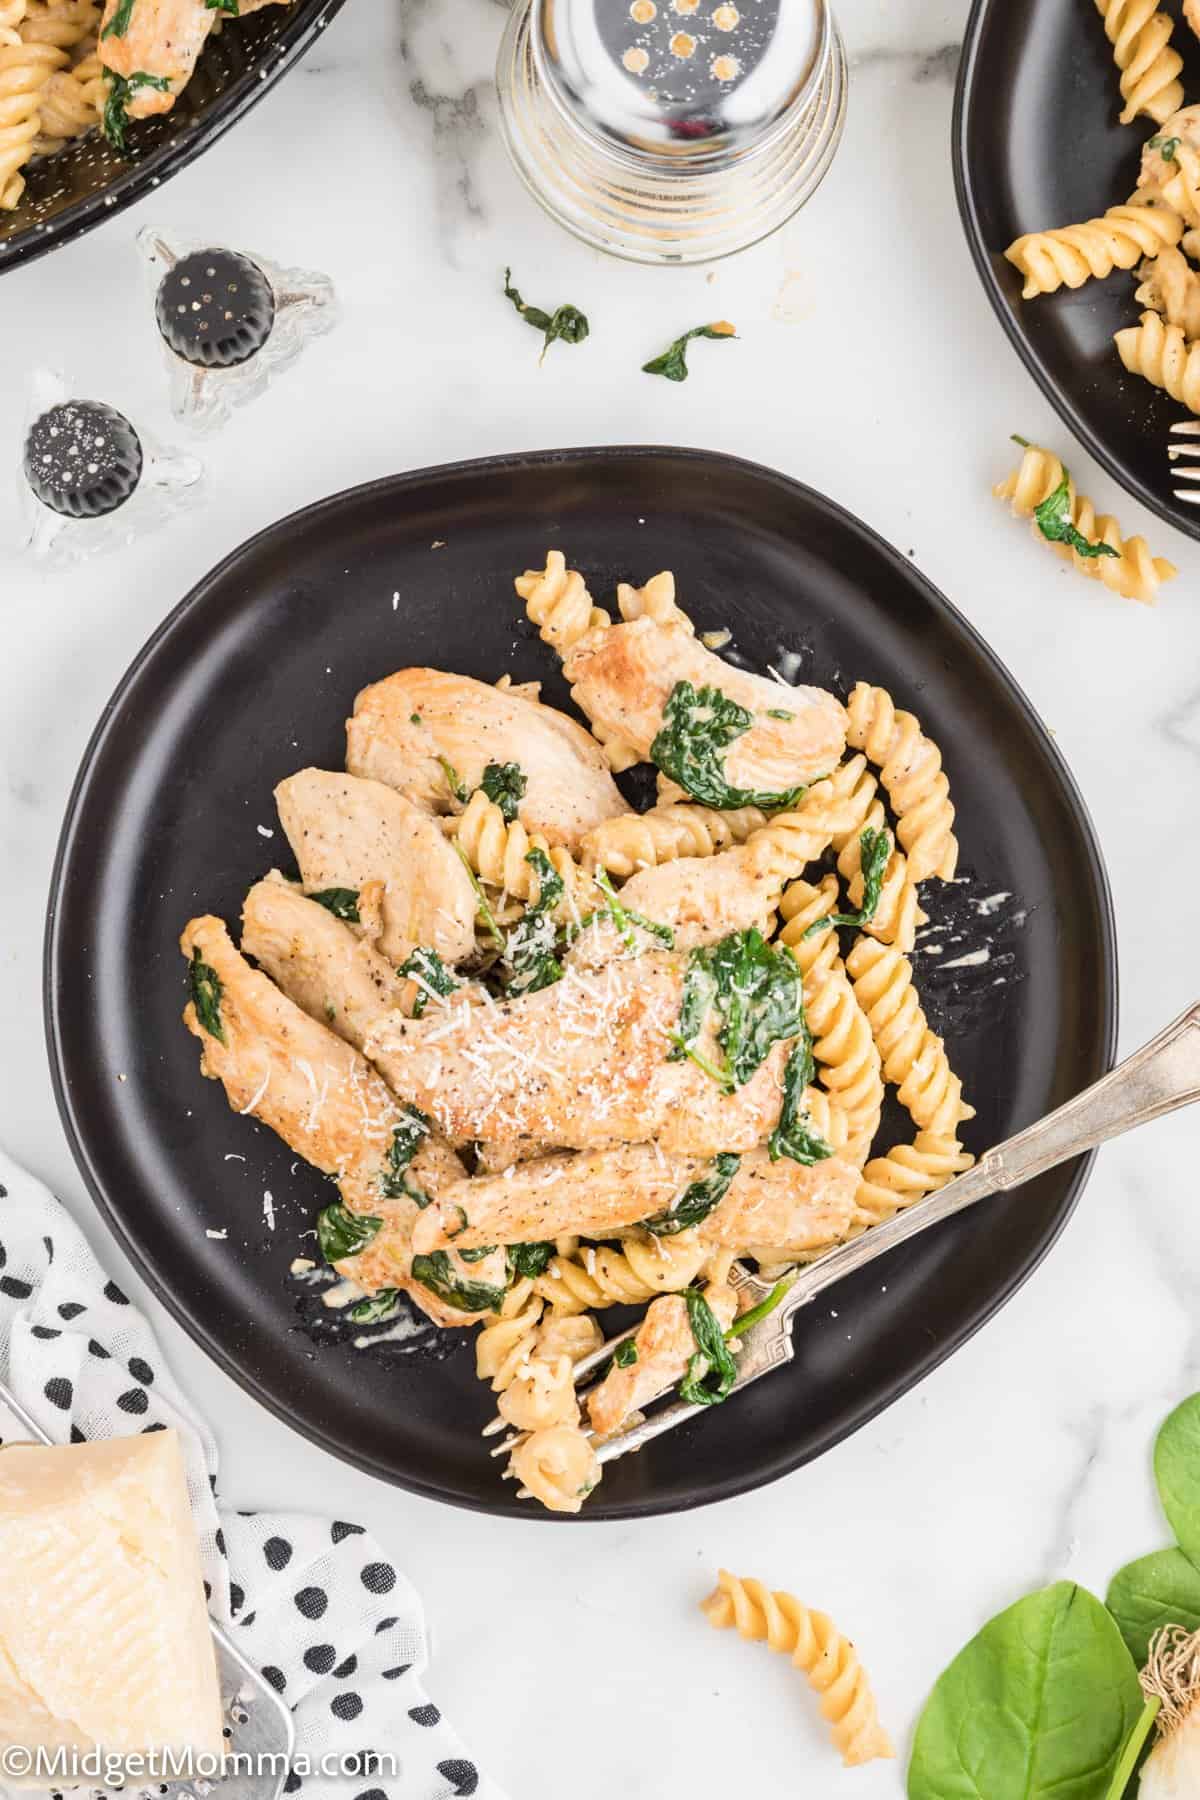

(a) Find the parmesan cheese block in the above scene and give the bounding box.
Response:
[0,1431,224,1778]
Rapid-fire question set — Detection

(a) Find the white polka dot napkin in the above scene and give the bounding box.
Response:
[0,1149,507,1800]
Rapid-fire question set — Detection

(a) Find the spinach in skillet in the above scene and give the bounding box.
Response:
[650,681,807,811]
[678,1288,738,1406]
[348,1288,403,1325]
[503,848,565,995]
[316,1200,382,1264]
[103,71,171,152]
[801,827,892,937]
[668,927,803,1092]
[308,887,361,924]
[768,1027,833,1167]
[479,761,527,823]
[642,1153,741,1237]
[378,1109,432,1202]
[397,946,459,1017]
[410,1250,508,1314]
[507,1241,556,1279]
[188,947,225,1044]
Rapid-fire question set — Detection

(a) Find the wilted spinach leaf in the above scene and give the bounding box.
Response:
[642,1152,741,1236]
[479,761,527,823]
[188,947,225,1044]
[308,887,361,924]
[642,320,736,383]
[397,946,459,1017]
[651,680,806,811]
[410,1250,508,1314]
[317,1200,383,1264]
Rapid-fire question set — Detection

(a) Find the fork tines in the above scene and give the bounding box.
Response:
[1169,421,1200,502]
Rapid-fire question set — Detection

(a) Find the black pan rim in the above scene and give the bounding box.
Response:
[0,0,348,278]
[952,0,1200,546]
[43,443,1120,1519]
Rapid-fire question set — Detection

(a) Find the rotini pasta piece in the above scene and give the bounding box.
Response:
[994,435,1177,605]
[616,569,694,632]
[844,682,957,883]
[853,1130,975,1230]
[777,874,842,984]
[35,45,103,145]
[801,963,885,1167]
[510,1422,601,1513]
[739,777,846,879]
[534,1231,714,1311]
[1135,244,1200,337]
[494,672,542,703]
[589,722,644,774]
[514,549,610,654]
[450,787,590,911]
[475,1278,547,1392]
[0,1,25,47]
[1095,0,1183,123]
[1116,303,1200,418]
[580,798,766,877]
[1005,201,1183,298]
[701,1570,894,1767]
[835,790,924,953]
[0,37,63,208]
[845,935,974,1137]
[18,0,96,50]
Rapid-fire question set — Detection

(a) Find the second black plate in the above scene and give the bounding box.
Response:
[955,0,1200,541]
[46,446,1116,1518]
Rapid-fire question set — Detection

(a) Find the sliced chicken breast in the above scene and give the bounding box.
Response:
[98,0,214,115]
[562,618,847,795]
[346,668,626,848]
[411,1144,858,1253]
[363,954,789,1156]
[588,1284,737,1439]
[241,875,413,1048]
[179,916,495,1327]
[613,842,788,950]
[274,768,477,967]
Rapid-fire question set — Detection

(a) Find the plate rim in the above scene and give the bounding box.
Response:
[42,443,1120,1519]
[951,0,1200,546]
[0,0,348,277]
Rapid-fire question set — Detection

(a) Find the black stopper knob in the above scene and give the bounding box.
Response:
[155,248,276,369]
[24,400,143,520]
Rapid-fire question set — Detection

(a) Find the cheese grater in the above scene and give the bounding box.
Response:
[0,1376,294,1800]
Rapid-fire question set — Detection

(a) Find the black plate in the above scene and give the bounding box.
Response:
[44,447,1117,1519]
[0,0,346,274]
[955,0,1200,541]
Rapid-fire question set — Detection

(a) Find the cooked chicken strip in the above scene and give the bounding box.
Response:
[274,768,477,967]
[179,916,496,1327]
[411,1144,858,1254]
[614,842,787,950]
[241,875,414,1047]
[363,955,789,1156]
[588,1284,737,1439]
[98,0,214,116]
[346,668,626,848]
[562,618,847,795]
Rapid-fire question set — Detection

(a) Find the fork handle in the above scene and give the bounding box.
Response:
[784,998,1200,1312]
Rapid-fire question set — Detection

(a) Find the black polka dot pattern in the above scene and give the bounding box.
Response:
[229,1582,244,1617]
[142,1421,166,1434]
[294,1586,328,1620]
[0,1277,32,1299]
[103,1280,128,1305]
[382,1665,410,1681]
[330,1693,363,1723]
[303,1644,337,1675]
[116,1387,148,1414]
[69,1424,85,1444]
[408,1703,440,1727]
[214,1528,226,1558]
[44,1376,72,1410]
[30,1325,60,1340]
[354,1788,386,1800]
[264,1536,293,1571]
[283,1772,302,1794]
[437,1761,479,1797]
[128,1356,154,1385]
[360,1562,396,1595]
[58,1301,86,1320]
[261,1666,286,1693]
[333,1654,358,1679]
[331,1520,364,1544]
[88,1339,109,1359]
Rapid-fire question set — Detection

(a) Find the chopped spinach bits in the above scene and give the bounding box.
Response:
[650,680,805,811]
[669,928,804,1093]
[188,947,225,1044]
[642,1153,741,1236]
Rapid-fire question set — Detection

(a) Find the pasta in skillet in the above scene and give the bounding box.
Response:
[178,551,977,1513]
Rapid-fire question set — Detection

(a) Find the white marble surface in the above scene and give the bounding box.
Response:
[3,1,1200,1793]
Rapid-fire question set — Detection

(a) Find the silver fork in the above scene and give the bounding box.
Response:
[489,999,1200,1481]
[1167,421,1200,502]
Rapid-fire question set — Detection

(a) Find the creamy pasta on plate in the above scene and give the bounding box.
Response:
[179,553,973,1514]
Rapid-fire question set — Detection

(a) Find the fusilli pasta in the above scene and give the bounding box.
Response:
[616,569,693,632]
[845,935,973,1137]
[580,798,765,876]
[1005,201,1183,298]
[1095,0,1184,123]
[0,37,63,207]
[534,1232,716,1311]
[994,436,1177,605]
[802,964,885,1167]
[515,550,609,654]
[450,788,589,910]
[845,682,957,883]
[701,1570,894,1767]
[1117,304,1200,414]
[1135,243,1200,336]
[853,1130,975,1230]
[0,1,26,47]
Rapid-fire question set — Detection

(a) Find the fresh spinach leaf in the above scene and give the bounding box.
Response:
[728,1273,796,1339]
[479,760,526,823]
[768,1030,833,1166]
[1149,134,1180,161]
[802,827,892,937]
[102,70,171,151]
[348,1288,403,1325]
[317,1200,383,1264]
[908,1582,1144,1800]
[669,928,803,1092]
[1011,437,1119,561]
[205,0,239,11]
[379,1109,432,1201]
[507,1240,556,1279]
[308,886,361,924]
[397,946,459,1017]
[457,1244,498,1263]
[642,1152,741,1236]
[614,1338,639,1368]
[1156,1393,1200,1565]
[503,268,589,364]
[642,320,736,382]
[569,866,674,953]
[504,848,565,995]
[188,947,225,1044]
[410,1250,507,1314]
[650,680,806,811]
[679,1288,738,1406]
[101,0,136,38]
[1107,1548,1200,1668]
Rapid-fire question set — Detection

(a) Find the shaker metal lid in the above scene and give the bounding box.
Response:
[535,0,827,160]
[24,401,143,520]
[156,248,276,369]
